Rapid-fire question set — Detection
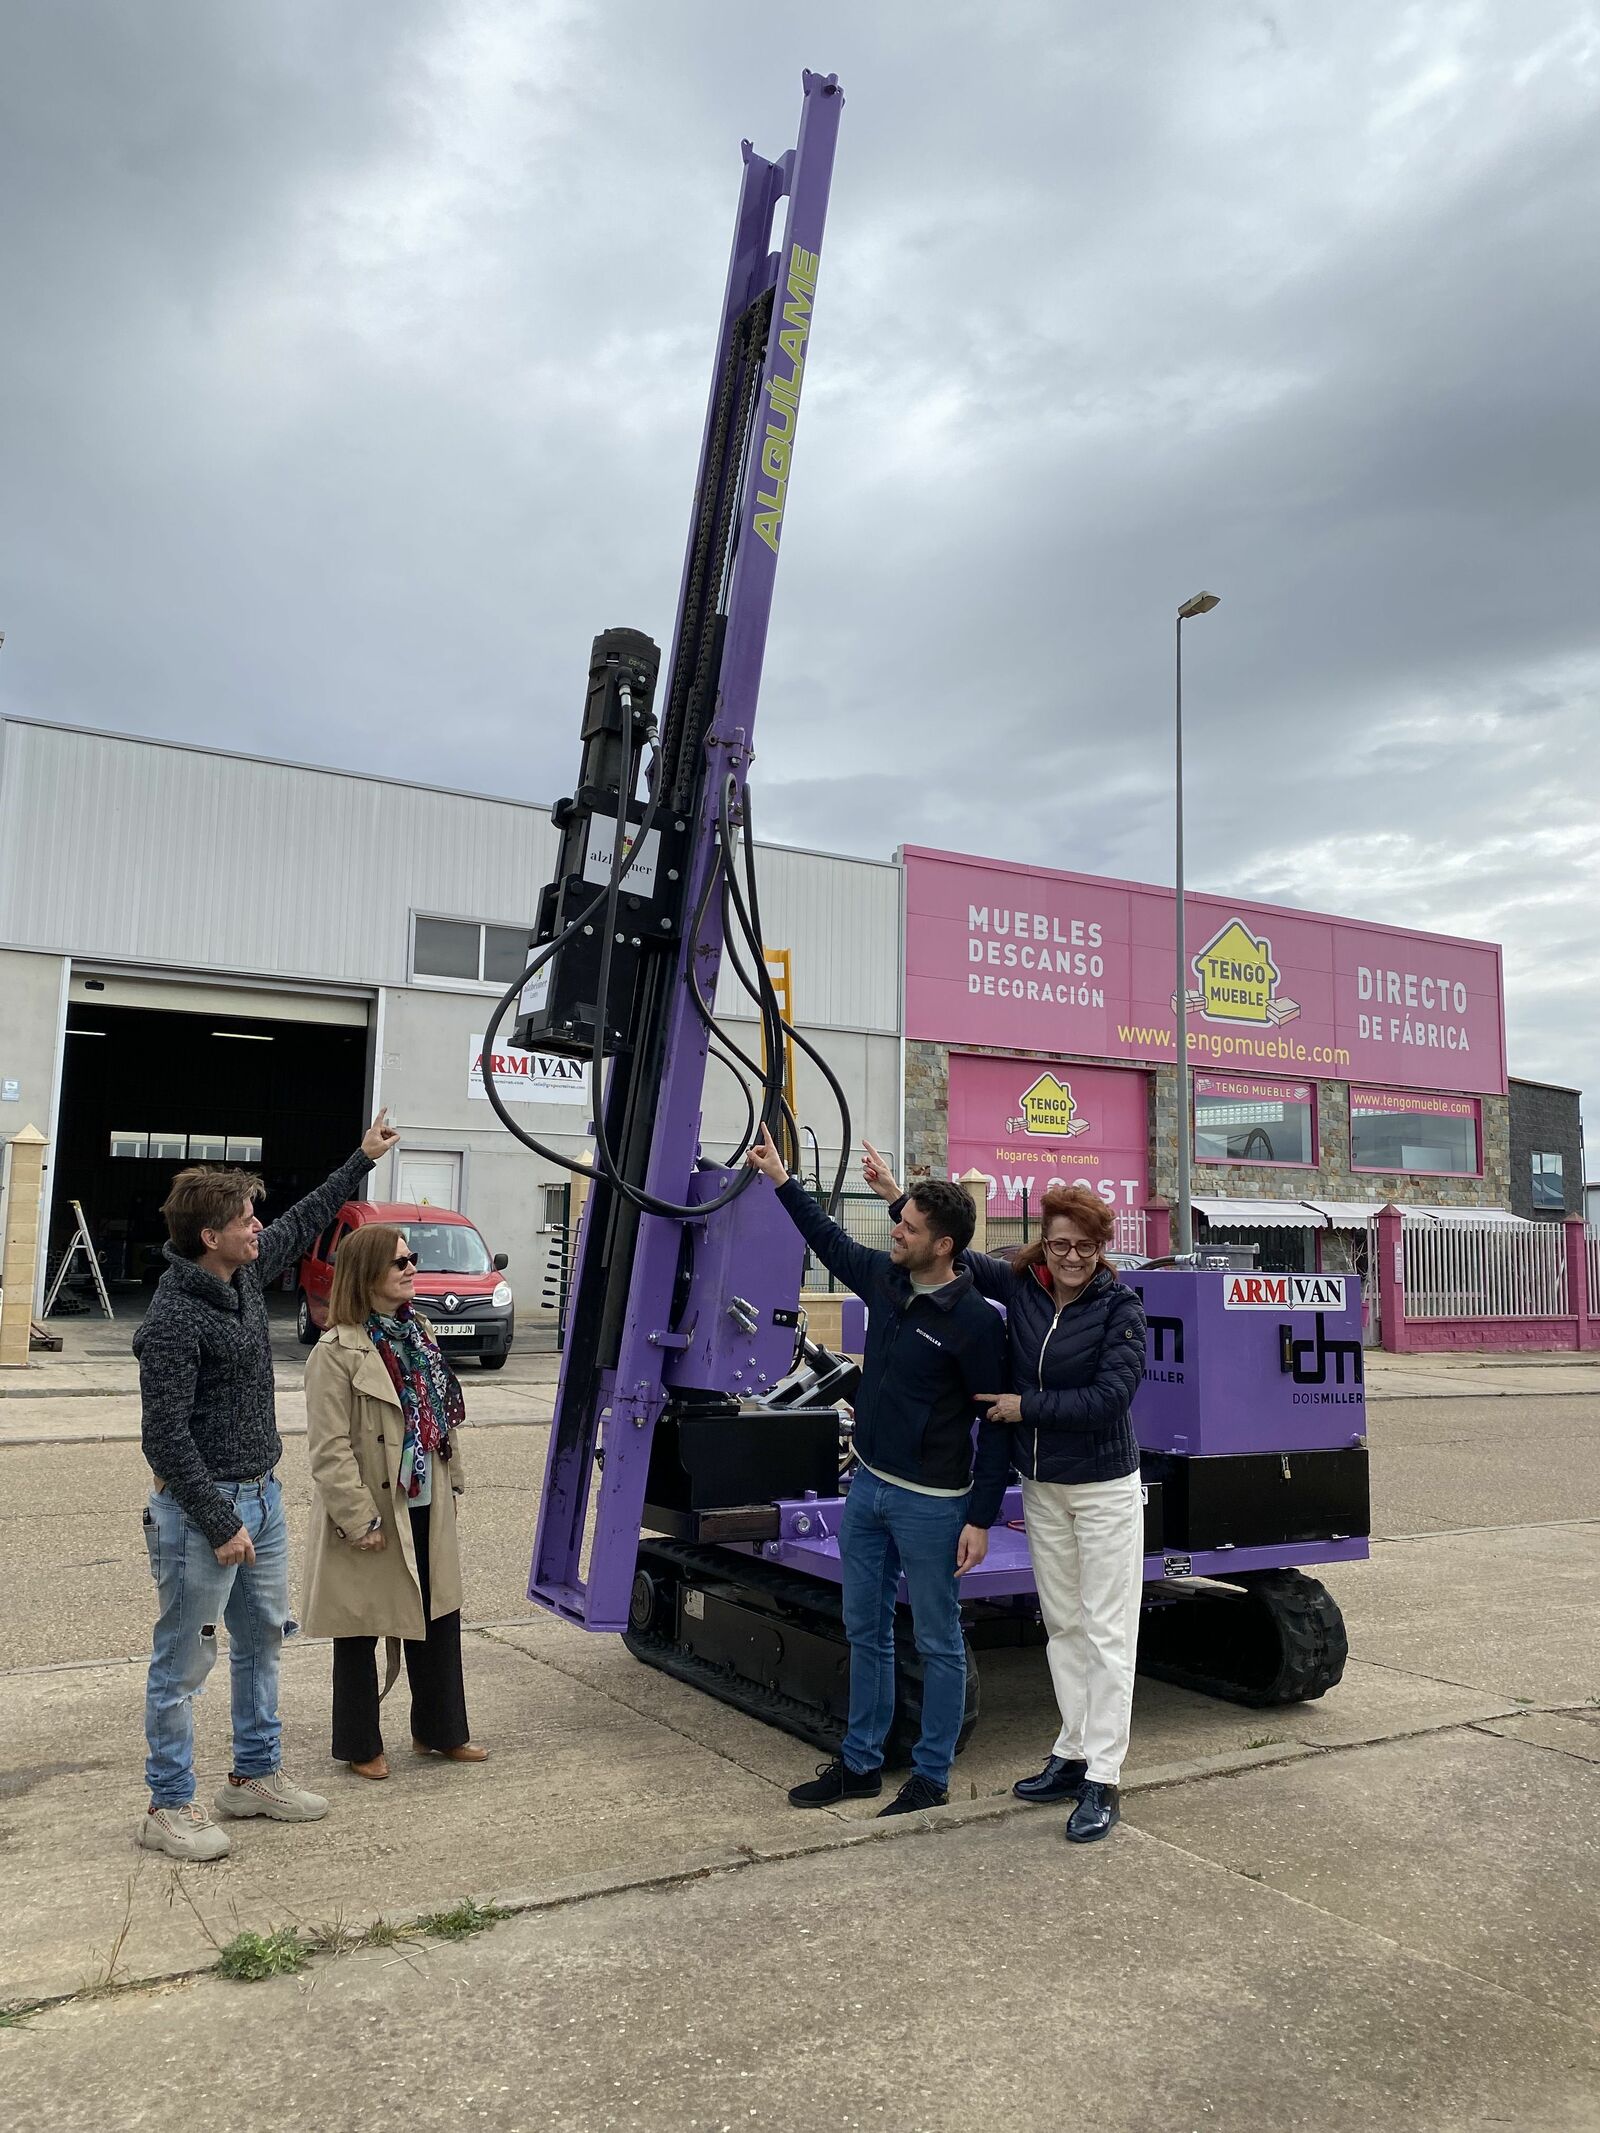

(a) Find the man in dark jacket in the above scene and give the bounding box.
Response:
[133,1110,399,1859]
[746,1125,1009,1816]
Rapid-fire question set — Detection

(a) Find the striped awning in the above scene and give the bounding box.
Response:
[1193,1197,1316,1230]
[1299,1199,1389,1225]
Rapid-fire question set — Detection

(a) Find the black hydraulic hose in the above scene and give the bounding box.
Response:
[719,789,853,1215]
[702,1037,758,1160]
[736,814,854,1214]
[679,814,800,1168]
[586,770,780,1220]
[714,778,791,1141]
[707,880,803,1169]
[476,737,666,1175]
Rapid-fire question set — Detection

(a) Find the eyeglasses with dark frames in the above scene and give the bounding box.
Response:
[391,1252,420,1271]
[1043,1237,1098,1258]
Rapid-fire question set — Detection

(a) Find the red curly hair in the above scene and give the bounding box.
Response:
[1011,1183,1116,1279]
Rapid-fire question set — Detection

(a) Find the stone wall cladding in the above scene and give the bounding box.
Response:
[909,1042,1515,1213]
[903,1041,950,1179]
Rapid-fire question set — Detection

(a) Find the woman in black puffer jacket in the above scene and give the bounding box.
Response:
[868,1156,1146,1844]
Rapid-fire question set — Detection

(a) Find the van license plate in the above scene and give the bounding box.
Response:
[433,1323,473,1337]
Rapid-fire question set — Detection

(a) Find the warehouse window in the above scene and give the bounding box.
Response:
[1531,1151,1564,1211]
[1350,1089,1480,1176]
[412,915,530,988]
[108,1130,263,1163]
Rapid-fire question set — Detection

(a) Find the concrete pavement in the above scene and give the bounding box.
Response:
[2,1722,1597,2133]
[2,1335,1598,2130]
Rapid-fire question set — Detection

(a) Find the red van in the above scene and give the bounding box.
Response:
[296,1201,514,1369]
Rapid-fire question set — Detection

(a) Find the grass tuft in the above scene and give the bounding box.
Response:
[0,2004,40,2029]
[359,1918,421,1950]
[414,1898,509,1942]
[1244,1733,1286,1750]
[215,1927,311,1982]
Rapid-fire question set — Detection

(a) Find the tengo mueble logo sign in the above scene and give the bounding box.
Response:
[1180,918,1303,1029]
[1223,1274,1347,1312]
[1006,1071,1091,1140]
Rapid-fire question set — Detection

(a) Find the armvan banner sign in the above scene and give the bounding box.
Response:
[903,848,1506,1097]
[468,1034,587,1106]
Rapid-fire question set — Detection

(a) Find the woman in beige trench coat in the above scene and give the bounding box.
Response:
[304,1222,487,1780]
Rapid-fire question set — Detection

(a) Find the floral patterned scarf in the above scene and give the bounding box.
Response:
[368,1306,463,1496]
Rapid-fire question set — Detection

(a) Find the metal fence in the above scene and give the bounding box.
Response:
[1402,1218,1569,1320]
[1589,1226,1600,1319]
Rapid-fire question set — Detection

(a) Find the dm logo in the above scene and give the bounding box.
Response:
[1007,1072,1091,1140]
[1189,918,1301,1028]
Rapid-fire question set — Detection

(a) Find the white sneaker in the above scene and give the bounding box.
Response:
[214,1769,329,1823]
[138,1802,232,1861]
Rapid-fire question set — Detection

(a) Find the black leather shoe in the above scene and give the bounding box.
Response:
[878,1774,950,1817]
[788,1757,882,1808]
[1013,1754,1087,1804]
[1065,1780,1120,1843]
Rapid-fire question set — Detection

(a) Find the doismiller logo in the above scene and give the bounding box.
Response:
[753,243,819,554]
[1008,1071,1090,1140]
[1189,918,1301,1029]
[1223,1274,1347,1312]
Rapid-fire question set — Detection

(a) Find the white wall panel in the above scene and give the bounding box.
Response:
[712,841,900,1034]
[0,721,901,1034]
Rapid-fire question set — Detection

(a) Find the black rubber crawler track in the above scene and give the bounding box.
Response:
[622,1538,979,1764]
[1136,1569,1348,1707]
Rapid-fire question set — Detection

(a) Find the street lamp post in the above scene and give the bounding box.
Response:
[1173,591,1220,1257]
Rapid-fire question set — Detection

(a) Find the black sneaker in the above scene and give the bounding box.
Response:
[1013,1754,1087,1805]
[878,1774,950,1817]
[788,1757,882,1808]
[1065,1780,1121,1843]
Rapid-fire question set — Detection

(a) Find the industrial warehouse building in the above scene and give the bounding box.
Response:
[0,716,1583,1323]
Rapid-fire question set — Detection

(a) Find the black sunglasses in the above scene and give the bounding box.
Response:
[391,1252,420,1271]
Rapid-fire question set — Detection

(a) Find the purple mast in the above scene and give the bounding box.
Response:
[530,73,845,1632]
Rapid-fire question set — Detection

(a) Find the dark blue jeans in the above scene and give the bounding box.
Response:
[839,1468,969,1790]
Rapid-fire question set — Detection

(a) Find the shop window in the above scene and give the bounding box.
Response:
[1350,1089,1479,1175]
[1531,1151,1565,1211]
[413,915,532,988]
[1193,1075,1315,1167]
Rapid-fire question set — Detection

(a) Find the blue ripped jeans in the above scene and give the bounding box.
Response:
[142,1475,294,1807]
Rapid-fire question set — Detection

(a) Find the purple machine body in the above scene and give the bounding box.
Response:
[731,1271,1370,1601]
[512,72,1367,1740]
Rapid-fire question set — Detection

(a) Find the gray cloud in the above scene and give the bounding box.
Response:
[3,0,1596,1138]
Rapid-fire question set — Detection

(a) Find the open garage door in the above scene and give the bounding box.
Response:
[48,974,369,1306]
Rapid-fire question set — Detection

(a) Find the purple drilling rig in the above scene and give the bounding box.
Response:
[483,70,1369,1760]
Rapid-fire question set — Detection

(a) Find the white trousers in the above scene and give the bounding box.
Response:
[1021,1469,1146,1785]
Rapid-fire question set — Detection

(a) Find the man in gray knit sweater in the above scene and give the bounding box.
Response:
[134,1110,399,1859]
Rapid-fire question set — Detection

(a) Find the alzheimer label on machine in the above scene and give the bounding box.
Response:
[582,823,662,896]
[518,963,551,1017]
[1222,1274,1348,1312]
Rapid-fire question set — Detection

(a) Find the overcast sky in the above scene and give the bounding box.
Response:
[3,1,1597,1143]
